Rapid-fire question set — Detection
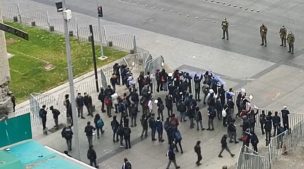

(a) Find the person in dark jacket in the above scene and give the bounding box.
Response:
[123,124,132,149]
[157,97,165,121]
[61,125,73,151]
[149,114,157,141]
[177,100,187,122]
[259,110,266,135]
[165,94,173,117]
[265,111,273,146]
[50,106,60,129]
[39,105,48,134]
[156,117,165,142]
[277,124,285,149]
[87,145,98,168]
[94,113,104,139]
[251,132,259,153]
[272,111,281,136]
[84,121,96,146]
[194,74,203,101]
[111,116,119,142]
[194,140,202,166]
[76,93,85,119]
[195,107,204,131]
[281,106,290,133]
[227,119,238,144]
[174,129,183,153]
[98,87,106,112]
[207,106,216,130]
[140,114,149,139]
[218,134,235,158]
[84,92,93,117]
[64,94,73,125]
[166,145,181,169]
[164,118,173,145]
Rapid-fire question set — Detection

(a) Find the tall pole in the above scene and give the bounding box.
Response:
[90,25,99,93]
[96,0,104,57]
[61,0,80,160]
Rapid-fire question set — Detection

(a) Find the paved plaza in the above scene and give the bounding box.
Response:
[2,0,304,168]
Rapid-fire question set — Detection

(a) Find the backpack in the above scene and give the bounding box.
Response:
[123,127,131,136]
[117,125,124,135]
[39,109,44,118]
[159,103,165,111]
[97,119,104,128]
[125,161,132,169]
[104,97,112,106]
[174,130,182,141]
[63,128,73,139]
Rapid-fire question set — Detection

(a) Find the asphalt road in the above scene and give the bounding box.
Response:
[31,0,304,64]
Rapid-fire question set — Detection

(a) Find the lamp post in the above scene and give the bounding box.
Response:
[56,0,80,160]
[96,1,107,60]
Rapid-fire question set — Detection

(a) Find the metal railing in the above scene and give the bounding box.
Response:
[237,146,270,169]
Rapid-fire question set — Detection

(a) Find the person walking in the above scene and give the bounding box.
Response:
[111,116,120,142]
[122,158,132,169]
[260,24,268,47]
[166,145,181,169]
[279,26,287,47]
[259,110,266,135]
[94,113,104,139]
[174,129,184,153]
[218,134,235,158]
[157,97,165,121]
[165,95,173,117]
[123,124,132,149]
[227,119,238,144]
[281,106,290,133]
[250,132,259,153]
[61,125,73,151]
[50,106,60,129]
[287,31,295,54]
[194,140,202,166]
[87,145,98,168]
[265,111,273,146]
[222,18,229,40]
[149,114,157,141]
[84,121,96,147]
[272,111,281,136]
[76,93,85,119]
[39,105,48,135]
[84,92,93,116]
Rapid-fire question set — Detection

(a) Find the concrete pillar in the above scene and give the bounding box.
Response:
[0,2,12,119]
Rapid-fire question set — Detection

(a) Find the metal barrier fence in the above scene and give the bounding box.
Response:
[237,146,270,169]
[236,113,304,169]
[2,2,135,51]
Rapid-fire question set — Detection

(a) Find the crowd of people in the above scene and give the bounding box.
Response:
[38,61,292,168]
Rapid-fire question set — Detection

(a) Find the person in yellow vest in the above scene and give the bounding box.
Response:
[279,26,287,47]
[260,24,267,47]
[222,18,229,40]
[287,31,295,54]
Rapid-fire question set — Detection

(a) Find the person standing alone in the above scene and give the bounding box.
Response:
[222,18,229,40]
[260,24,268,47]
[194,140,202,166]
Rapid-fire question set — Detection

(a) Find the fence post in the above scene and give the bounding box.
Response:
[46,11,50,27]
[133,35,137,53]
[16,2,22,23]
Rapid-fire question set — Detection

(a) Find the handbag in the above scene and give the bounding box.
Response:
[222,108,227,117]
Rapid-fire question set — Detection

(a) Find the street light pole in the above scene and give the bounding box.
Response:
[96,0,104,58]
[58,0,80,160]
[89,25,99,93]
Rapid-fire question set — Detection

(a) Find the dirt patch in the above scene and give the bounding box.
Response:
[6,38,17,45]
[44,63,55,71]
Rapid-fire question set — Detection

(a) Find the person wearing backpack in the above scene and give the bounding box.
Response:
[39,105,48,134]
[194,140,202,166]
[94,113,104,139]
[87,145,98,168]
[61,125,73,151]
[122,158,132,169]
[123,124,132,149]
[50,106,60,129]
[166,144,181,169]
[174,129,183,153]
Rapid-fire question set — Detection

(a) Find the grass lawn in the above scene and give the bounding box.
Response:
[5,22,128,102]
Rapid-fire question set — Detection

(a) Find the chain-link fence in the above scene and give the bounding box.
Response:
[2,2,135,51]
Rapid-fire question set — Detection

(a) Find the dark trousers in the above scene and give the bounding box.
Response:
[167,108,173,117]
[281,38,286,46]
[260,122,265,134]
[252,143,258,152]
[222,29,229,39]
[101,101,105,111]
[131,115,137,127]
[125,136,131,148]
[42,119,47,130]
[265,130,271,145]
[175,141,183,153]
[85,104,92,116]
[106,106,112,117]
[87,136,93,146]
[288,43,294,54]
[261,36,267,45]
[196,153,202,164]
[208,118,214,130]
[141,127,148,137]
[151,128,156,140]
[219,146,232,156]
[158,111,164,121]
[54,118,59,128]
[66,139,72,151]
[90,159,98,168]
[113,130,118,141]
[77,107,84,117]
[195,89,200,101]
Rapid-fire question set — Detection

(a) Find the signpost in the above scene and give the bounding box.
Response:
[0,23,29,40]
